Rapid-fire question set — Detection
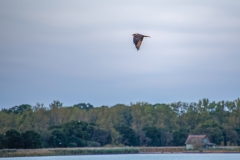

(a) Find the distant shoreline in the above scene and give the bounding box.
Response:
[1,147,240,157]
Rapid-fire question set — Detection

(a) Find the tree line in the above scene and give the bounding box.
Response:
[0,98,240,149]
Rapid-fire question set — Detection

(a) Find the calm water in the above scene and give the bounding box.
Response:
[1,154,239,160]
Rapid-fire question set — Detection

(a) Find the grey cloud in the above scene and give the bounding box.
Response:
[0,0,240,108]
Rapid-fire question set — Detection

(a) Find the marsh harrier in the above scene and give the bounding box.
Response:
[132,33,150,51]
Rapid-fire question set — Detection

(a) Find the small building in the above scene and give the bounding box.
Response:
[185,135,215,150]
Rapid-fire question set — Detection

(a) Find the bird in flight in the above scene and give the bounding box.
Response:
[132,33,150,51]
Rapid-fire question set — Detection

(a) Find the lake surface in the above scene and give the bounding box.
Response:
[1,154,239,160]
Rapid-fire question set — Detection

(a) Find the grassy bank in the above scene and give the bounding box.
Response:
[139,147,186,153]
[1,147,240,157]
[0,147,139,157]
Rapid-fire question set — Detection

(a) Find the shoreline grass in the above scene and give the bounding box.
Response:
[1,147,240,157]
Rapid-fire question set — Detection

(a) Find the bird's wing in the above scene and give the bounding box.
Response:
[133,34,144,50]
[135,39,142,50]
[133,35,140,46]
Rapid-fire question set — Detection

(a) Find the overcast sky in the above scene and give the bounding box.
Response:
[1,0,240,108]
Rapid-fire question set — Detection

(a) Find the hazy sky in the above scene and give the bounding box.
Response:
[1,0,240,108]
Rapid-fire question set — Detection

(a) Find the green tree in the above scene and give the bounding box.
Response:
[173,128,188,146]
[7,104,32,114]
[48,130,67,147]
[49,100,63,109]
[0,134,5,149]
[67,136,84,147]
[236,128,240,146]
[91,127,111,146]
[223,126,239,146]
[131,102,154,131]
[5,129,23,149]
[194,121,224,145]
[214,101,228,124]
[22,130,43,149]
[115,126,138,146]
[48,120,111,147]
[111,104,132,127]
[73,103,94,111]
[142,126,161,146]
[154,103,177,130]
[184,103,200,130]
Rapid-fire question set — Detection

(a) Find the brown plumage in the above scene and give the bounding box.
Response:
[132,33,150,51]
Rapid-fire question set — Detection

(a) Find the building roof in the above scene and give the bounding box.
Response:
[185,135,215,145]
